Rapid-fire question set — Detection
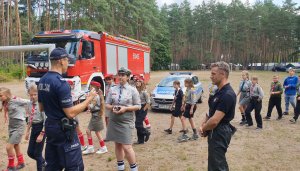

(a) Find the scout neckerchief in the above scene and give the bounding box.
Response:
[250,84,255,96]
[240,80,246,91]
[2,101,8,118]
[271,82,277,92]
[29,103,36,125]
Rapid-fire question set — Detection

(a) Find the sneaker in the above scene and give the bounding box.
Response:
[5,166,16,171]
[16,163,25,170]
[96,146,108,154]
[290,118,297,123]
[276,116,282,120]
[81,145,88,151]
[255,127,263,130]
[82,146,95,155]
[178,134,190,142]
[179,129,188,133]
[191,134,199,140]
[283,112,289,115]
[263,116,271,120]
[164,128,172,134]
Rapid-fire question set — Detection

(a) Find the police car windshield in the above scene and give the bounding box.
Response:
[158,76,186,87]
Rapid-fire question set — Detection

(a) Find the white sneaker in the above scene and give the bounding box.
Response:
[96,146,108,154]
[81,145,88,151]
[82,146,95,155]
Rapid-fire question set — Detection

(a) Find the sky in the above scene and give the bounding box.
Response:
[156,0,287,8]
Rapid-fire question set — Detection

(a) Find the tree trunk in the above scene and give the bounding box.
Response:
[1,0,5,46]
[46,0,50,30]
[27,0,31,33]
[57,0,60,29]
[64,0,67,28]
[15,0,22,45]
[6,0,10,45]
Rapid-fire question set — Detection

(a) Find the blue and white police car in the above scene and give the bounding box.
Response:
[150,72,204,111]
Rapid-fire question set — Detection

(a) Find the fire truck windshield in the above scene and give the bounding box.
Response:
[28,41,78,65]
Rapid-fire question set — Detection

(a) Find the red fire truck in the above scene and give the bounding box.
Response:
[25,30,150,100]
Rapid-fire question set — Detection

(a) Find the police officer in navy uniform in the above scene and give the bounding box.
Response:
[38,47,97,171]
[199,61,236,171]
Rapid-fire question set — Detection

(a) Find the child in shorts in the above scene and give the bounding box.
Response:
[0,87,29,171]
[164,80,185,134]
[82,81,108,155]
[178,78,199,142]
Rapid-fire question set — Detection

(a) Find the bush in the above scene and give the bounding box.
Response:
[180,58,198,70]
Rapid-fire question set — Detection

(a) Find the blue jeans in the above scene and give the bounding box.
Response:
[285,95,296,113]
[27,123,45,171]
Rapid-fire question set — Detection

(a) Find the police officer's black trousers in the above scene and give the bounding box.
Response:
[245,99,263,128]
[207,124,232,171]
[266,96,283,118]
[45,119,84,171]
[293,99,300,121]
[27,123,45,171]
[135,104,149,143]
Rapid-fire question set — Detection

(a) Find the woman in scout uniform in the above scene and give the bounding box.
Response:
[237,70,251,125]
[105,67,141,171]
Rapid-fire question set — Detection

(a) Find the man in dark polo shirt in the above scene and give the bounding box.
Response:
[199,61,236,171]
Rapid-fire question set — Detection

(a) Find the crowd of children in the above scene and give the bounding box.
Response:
[2,68,300,170]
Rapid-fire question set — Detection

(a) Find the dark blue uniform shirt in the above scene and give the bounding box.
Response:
[208,83,236,124]
[38,71,73,120]
[174,89,183,106]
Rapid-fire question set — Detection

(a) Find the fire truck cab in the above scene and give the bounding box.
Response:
[25,30,151,101]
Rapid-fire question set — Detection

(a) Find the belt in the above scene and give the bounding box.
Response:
[31,122,43,125]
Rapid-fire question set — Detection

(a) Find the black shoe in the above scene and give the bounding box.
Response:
[239,120,247,125]
[276,116,282,120]
[133,141,144,145]
[179,129,188,133]
[231,126,237,136]
[263,116,271,120]
[283,112,289,115]
[164,128,172,134]
[145,131,151,142]
[245,124,253,127]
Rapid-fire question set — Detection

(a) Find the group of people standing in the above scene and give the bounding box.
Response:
[1,47,300,171]
[0,48,152,171]
[237,67,300,130]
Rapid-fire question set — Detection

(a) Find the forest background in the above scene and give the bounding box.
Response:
[0,0,299,79]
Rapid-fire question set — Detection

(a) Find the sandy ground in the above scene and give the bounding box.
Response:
[0,70,300,171]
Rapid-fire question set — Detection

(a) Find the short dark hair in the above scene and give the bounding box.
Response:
[173,80,180,85]
[211,61,230,78]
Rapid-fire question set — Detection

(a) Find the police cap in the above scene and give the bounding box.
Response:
[50,47,72,60]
